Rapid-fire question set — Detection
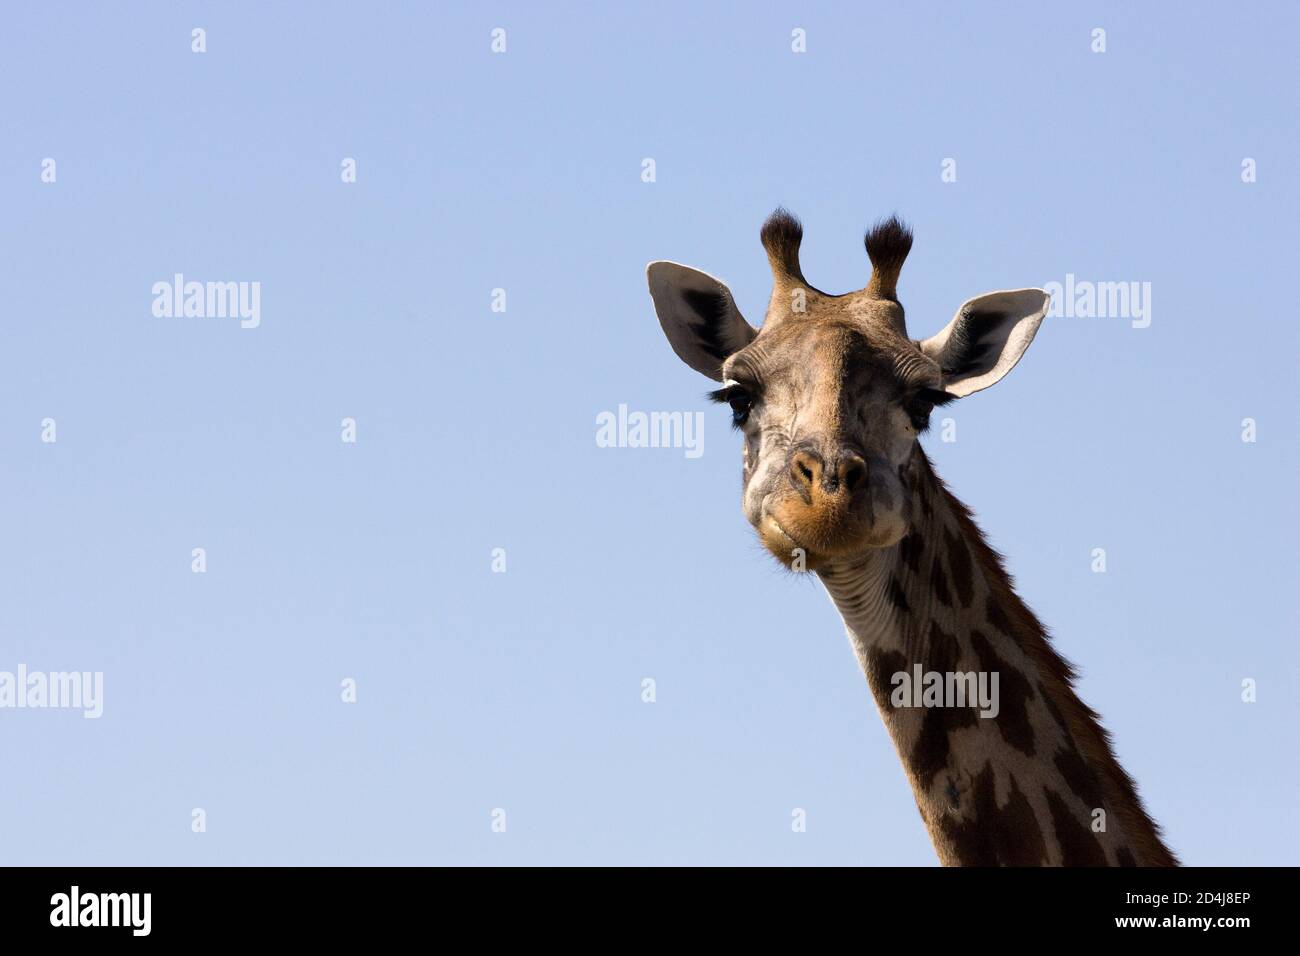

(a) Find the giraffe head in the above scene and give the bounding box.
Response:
[648,209,1050,570]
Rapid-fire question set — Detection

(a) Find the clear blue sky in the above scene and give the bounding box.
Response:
[1,2,1296,865]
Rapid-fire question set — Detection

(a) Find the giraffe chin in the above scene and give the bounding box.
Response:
[758,515,812,567]
[759,515,847,567]
[757,514,883,571]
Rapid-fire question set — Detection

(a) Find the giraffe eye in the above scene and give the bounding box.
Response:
[905,387,955,432]
[707,382,756,428]
[906,397,935,430]
[727,388,754,427]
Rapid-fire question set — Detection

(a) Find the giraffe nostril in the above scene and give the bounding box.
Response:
[790,451,822,491]
[842,456,867,493]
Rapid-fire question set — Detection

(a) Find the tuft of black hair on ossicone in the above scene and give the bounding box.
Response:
[864,215,913,299]
[760,207,805,282]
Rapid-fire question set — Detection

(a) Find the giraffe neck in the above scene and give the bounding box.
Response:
[817,448,1177,866]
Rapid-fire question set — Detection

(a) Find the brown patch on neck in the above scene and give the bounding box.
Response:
[1045,789,1108,866]
[907,624,978,791]
[934,762,1048,866]
[967,629,1037,757]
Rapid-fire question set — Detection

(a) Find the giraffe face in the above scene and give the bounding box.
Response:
[647,209,1051,571]
[717,315,947,569]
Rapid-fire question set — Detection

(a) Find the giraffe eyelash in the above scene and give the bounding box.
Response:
[707,380,758,428]
[904,387,956,433]
[912,387,956,408]
[706,379,761,405]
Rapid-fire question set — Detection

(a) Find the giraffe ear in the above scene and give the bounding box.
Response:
[647,261,758,381]
[919,289,1051,398]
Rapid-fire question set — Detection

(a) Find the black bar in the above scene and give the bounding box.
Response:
[0,865,1287,941]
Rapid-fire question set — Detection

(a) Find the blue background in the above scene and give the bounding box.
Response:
[1,1,1296,864]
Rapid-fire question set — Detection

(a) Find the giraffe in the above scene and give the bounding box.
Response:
[646,209,1177,866]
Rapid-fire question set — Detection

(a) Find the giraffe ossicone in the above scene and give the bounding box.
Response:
[647,209,1177,867]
